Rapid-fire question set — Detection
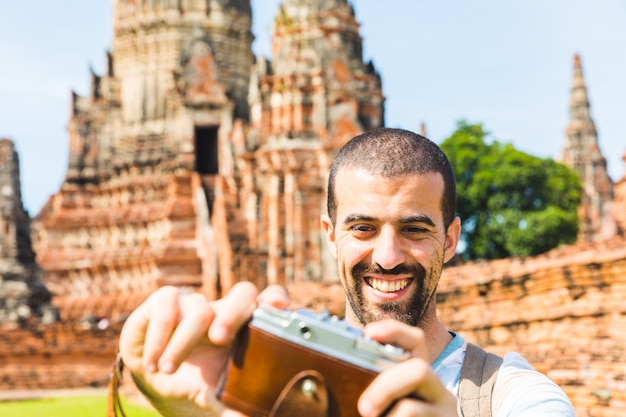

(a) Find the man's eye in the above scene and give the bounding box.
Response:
[404,226,427,234]
[350,224,375,233]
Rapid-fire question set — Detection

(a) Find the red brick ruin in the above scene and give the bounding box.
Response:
[1,1,625,416]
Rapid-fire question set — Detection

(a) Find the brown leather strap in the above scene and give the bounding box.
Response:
[459,343,502,417]
[269,370,329,417]
[107,352,128,417]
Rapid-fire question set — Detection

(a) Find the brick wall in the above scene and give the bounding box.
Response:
[0,322,119,390]
[437,237,626,417]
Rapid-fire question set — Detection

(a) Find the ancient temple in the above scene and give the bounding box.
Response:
[560,54,615,242]
[31,0,383,320]
[4,5,626,414]
[0,139,54,324]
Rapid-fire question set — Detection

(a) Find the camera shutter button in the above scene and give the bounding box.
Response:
[299,321,312,339]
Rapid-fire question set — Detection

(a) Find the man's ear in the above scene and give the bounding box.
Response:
[443,216,461,263]
[320,214,337,258]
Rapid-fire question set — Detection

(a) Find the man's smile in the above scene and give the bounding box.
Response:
[364,277,413,293]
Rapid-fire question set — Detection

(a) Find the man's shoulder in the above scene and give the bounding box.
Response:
[493,352,576,416]
[451,343,576,416]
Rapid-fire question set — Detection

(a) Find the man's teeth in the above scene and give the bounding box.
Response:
[366,278,411,293]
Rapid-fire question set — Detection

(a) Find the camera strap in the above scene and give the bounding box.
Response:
[107,352,127,417]
[269,369,329,417]
[459,343,503,417]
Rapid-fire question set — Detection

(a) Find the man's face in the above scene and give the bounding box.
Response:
[321,168,460,328]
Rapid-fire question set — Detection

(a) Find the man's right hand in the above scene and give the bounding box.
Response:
[118,282,290,417]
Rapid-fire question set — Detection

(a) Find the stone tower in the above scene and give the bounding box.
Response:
[251,0,383,146]
[560,54,614,242]
[0,139,53,324]
[65,0,255,184]
[240,0,384,288]
[31,0,383,320]
[32,0,256,320]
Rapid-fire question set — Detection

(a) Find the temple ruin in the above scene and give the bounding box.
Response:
[1,1,625,415]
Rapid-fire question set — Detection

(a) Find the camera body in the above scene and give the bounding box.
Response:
[217,304,408,417]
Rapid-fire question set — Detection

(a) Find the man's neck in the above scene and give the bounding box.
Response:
[423,319,455,364]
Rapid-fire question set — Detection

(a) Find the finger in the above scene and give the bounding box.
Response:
[209,282,260,344]
[119,298,154,372]
[257,284,290,309]
[142,286,183,372]
[363,319,429,360]
[359,358,455,417]
[157,292,216,373]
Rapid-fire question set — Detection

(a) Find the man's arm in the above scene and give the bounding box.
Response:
[118,282,290,417]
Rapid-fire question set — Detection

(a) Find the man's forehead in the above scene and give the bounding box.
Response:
[334,169,445,212]
[335,167,444,185]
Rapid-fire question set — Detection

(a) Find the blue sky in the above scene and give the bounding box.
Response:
[1,1,625,216]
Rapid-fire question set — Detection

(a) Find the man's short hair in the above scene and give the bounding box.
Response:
[327,128,457,229]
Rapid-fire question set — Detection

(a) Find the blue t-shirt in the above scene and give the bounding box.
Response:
[432,333,576,416]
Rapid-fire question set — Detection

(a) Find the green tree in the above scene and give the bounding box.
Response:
[441,121,582,260]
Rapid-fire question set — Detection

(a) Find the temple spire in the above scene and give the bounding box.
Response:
[560,54,614,242]
[253,0,383,147]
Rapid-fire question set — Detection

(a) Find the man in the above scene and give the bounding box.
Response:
[119,128,575,416]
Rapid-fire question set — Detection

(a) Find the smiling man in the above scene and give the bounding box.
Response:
[321,129,460,354]
[118,128,576,417]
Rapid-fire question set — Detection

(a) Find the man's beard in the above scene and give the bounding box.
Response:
[345,261,436,328]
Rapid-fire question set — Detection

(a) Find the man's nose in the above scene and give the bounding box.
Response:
[371,227,406,270]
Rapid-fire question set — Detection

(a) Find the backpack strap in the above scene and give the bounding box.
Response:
[459,343,503,417]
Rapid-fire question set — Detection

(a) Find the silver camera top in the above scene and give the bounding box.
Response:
[251,303,410,372]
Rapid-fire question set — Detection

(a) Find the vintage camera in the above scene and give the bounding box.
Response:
[217,303,409,417]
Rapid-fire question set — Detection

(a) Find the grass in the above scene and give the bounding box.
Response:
[0,394,162,417]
